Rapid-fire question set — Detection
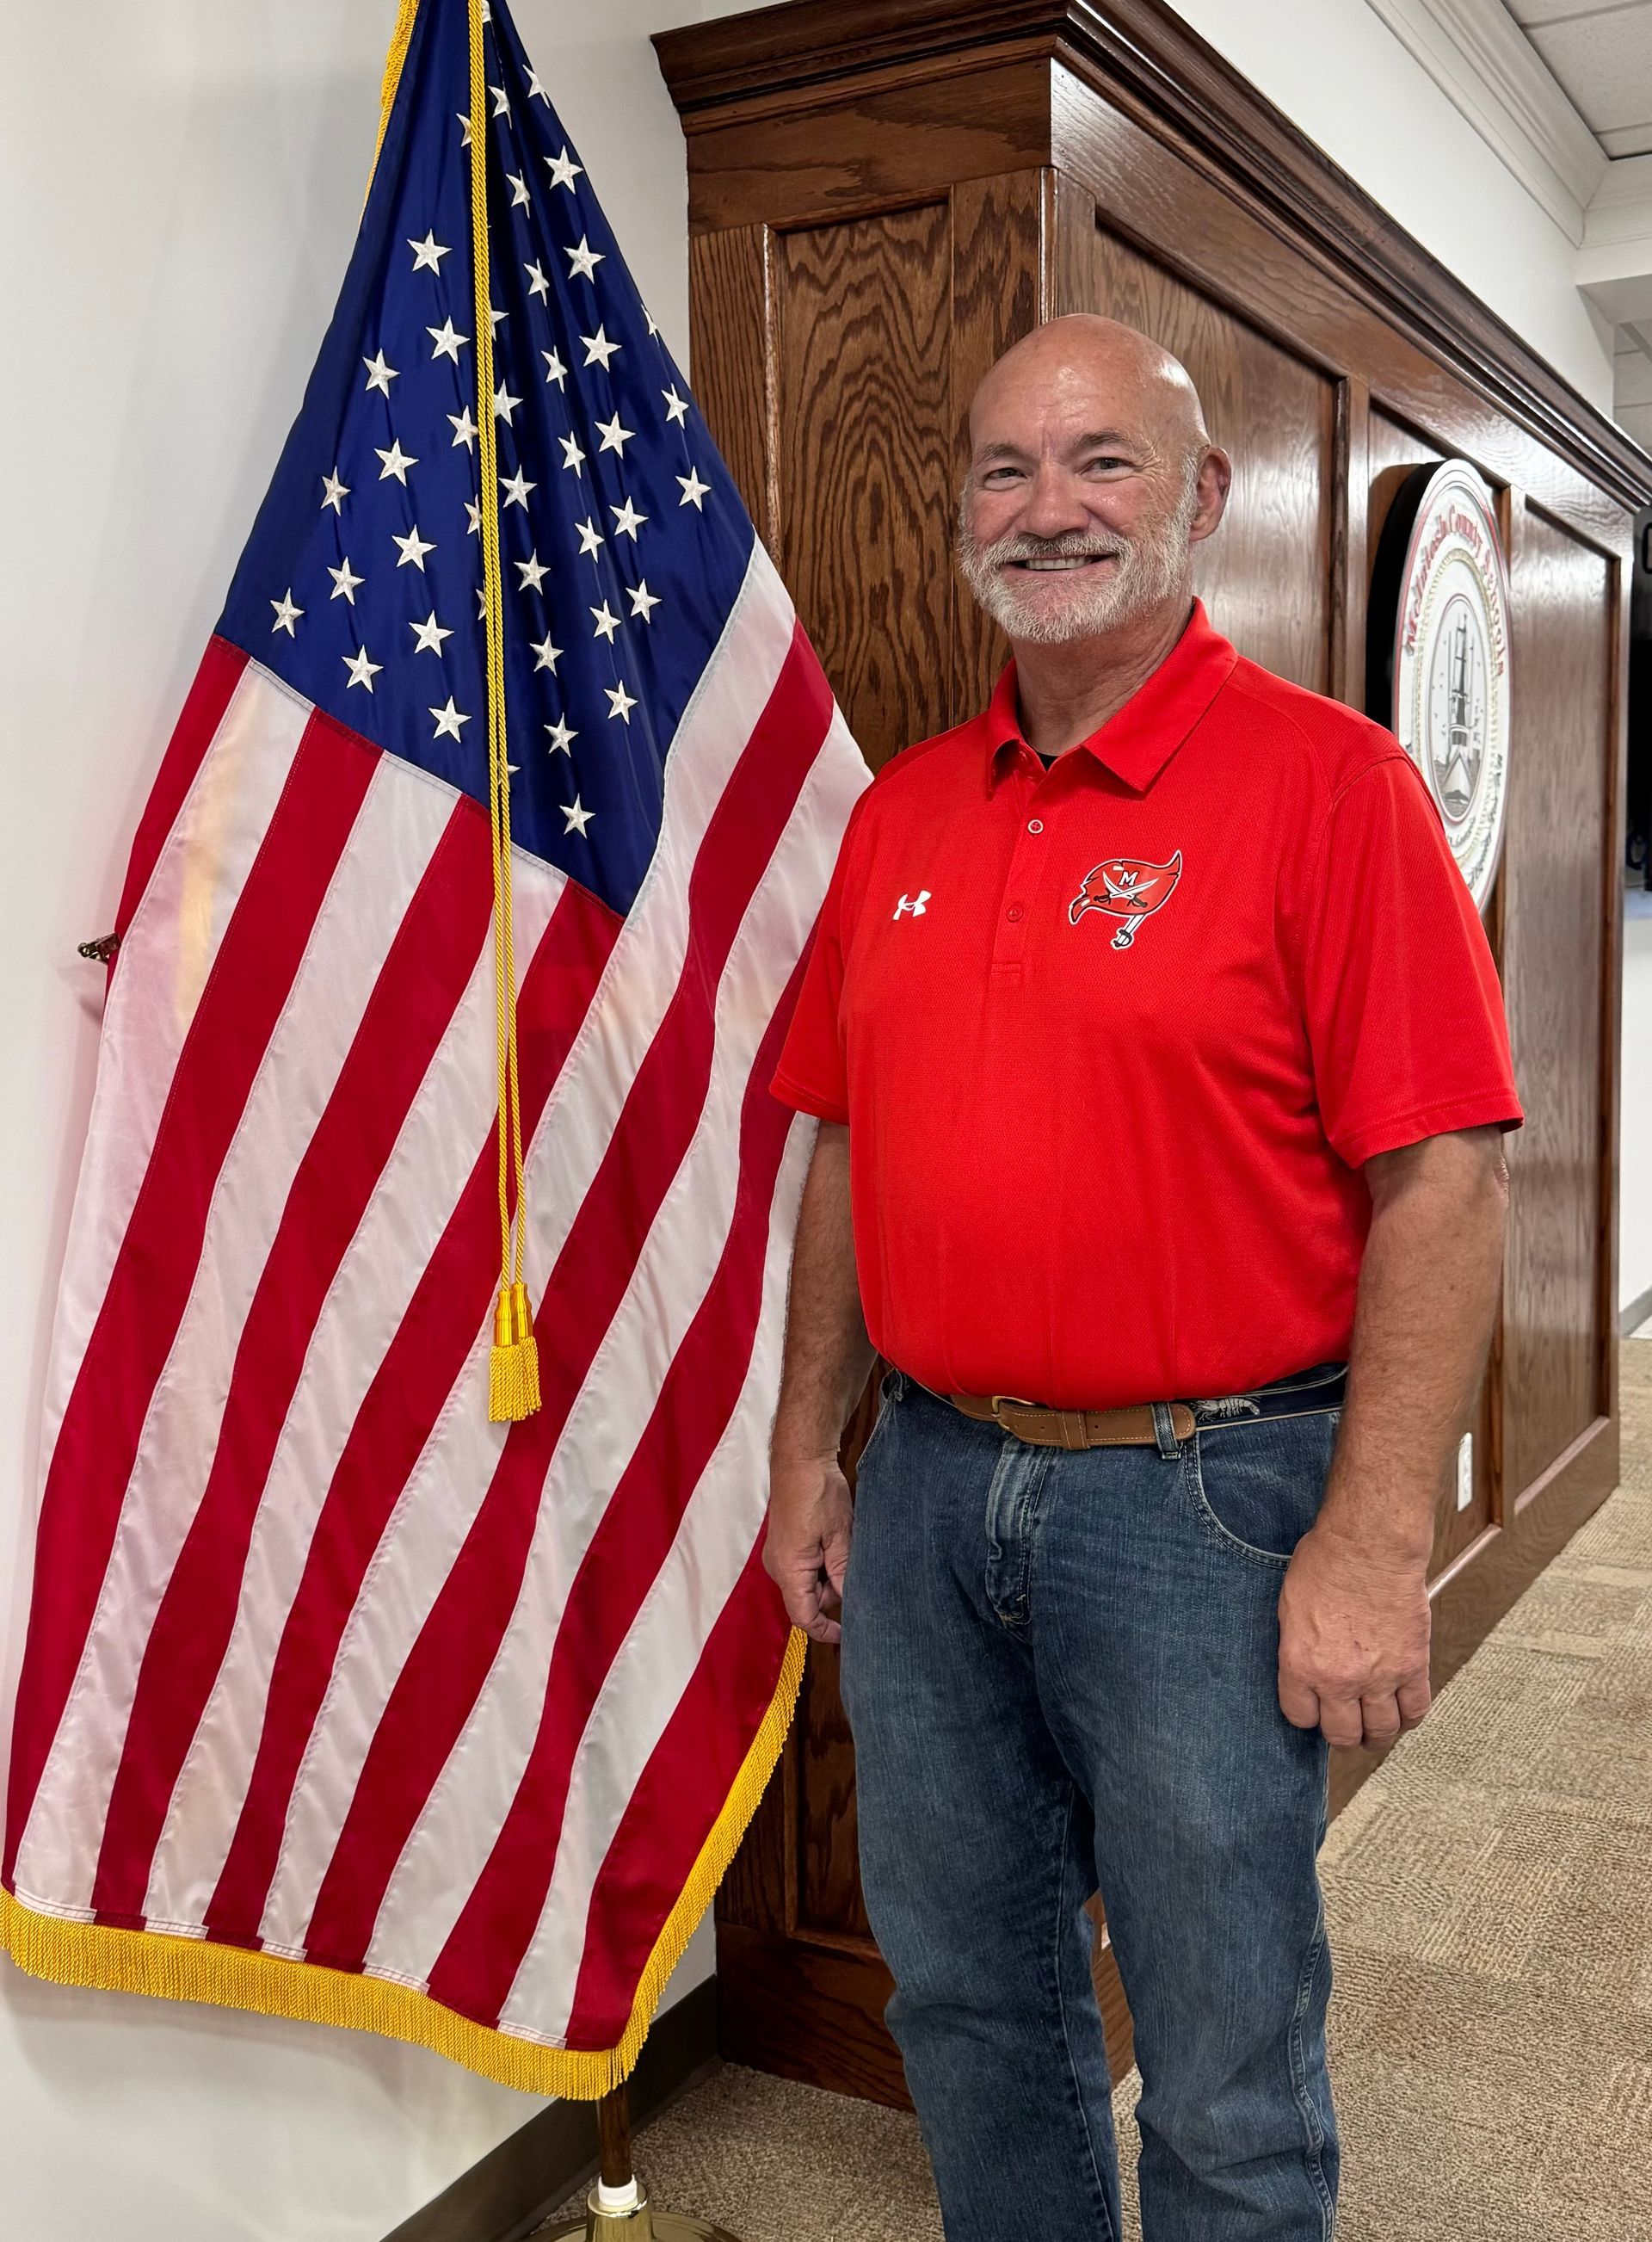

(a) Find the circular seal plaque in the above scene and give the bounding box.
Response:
[1366,460,1512,914]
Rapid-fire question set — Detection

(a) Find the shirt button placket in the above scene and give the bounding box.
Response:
[993,787,1047,970]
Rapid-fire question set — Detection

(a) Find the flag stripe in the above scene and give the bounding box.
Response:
[112,638,250,948]
[5,713,379,1883]
[297,627,832,1967]
[197,871,622,1945]
[87,798,497,1921]
[424,938,811,2021]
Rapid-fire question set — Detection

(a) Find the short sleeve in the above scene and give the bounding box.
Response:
[771,825,854,1124]
[1296,754,1524,1168]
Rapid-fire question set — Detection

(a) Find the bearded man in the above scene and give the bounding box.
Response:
[762,316,1524,2241]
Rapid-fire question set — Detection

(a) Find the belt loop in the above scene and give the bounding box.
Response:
[1150,1400,1181,1460]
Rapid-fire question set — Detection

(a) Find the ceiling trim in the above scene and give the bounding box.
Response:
[1361,0,1606,243]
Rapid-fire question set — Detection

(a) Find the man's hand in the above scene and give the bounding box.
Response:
[1277,1518,1432,1749]
[764,1452,854,1646]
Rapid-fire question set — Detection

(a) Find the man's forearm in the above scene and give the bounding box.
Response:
[1319,1127,1511,1566]
[772,1121,876,1464]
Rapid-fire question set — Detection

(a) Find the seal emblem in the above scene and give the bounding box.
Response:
[1367,459,1511,915]
[1068,851,1182,950]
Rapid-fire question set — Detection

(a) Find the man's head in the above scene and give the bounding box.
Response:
[956,316,1230,648]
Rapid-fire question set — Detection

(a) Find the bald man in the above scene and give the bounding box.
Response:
[765,318,1523,2240]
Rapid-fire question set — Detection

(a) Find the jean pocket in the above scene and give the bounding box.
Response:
[1181,1407,1339,1566]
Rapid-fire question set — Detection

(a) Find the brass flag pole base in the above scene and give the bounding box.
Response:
[542,2084,744,2242]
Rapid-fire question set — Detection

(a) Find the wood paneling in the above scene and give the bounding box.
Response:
[1502,503,1615,1496]
[1089,228,1334,690]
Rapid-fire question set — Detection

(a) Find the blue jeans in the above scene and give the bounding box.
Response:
[839,1361,1347,2242]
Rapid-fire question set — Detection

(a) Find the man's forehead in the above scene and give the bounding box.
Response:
[971,424,1137,464]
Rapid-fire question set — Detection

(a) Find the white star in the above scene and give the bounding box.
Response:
[662,385,690,427]
[328,558,364,604]
[393,524,436,571]
[559,432,586,476]
[527,64,549,102]
[476,585,489,620]
[456,111,472,146]
[546,145,583,191]
[516,552,550,592]
[562,795,595,836]
[564,236,604,281]
[524,258,550,300]
[488,302,508,337]
[508,171,531,210]
[542,348,568,390]
[270,589,302,636]
[493,380,522,423]
[490,82,510,119]
[376,439,417,484]
[448,406,478,450]
[410,609,453,655]
[605,681,637,724]
[595,411,633,456]
[499,466,536,509]
[644,305,661,337]
[409,231,450,273]
[677,466,711,509]
[545,716,577,754]
[590,601,620,643]
[610,496,646,539]
[580,324,620,369]
[430,696,470,741]
[343,645,381,692]
[428,317,468,362]
[363,349,398,396]
[465,498,482,535]
[627,579,661,622]
[575,516,605,559]
[321,467,349,512]
[530,633,562,671]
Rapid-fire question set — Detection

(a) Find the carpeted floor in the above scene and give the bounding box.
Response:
[543,1340,1652,2239]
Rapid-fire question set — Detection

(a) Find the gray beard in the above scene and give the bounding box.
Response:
[956,483,1199,645]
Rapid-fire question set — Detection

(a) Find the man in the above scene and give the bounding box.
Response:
[763,315,1523,2240]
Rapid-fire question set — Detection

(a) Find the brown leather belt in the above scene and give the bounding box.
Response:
[950,1393,1197,1449]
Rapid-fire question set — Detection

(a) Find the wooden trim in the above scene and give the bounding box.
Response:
[1330,378,1371,708]
[654,0,1652,514]
[383,1980,718,2242]
[1623,1283,1652,1338]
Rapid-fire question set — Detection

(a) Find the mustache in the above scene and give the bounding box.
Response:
[965,531,1127,565]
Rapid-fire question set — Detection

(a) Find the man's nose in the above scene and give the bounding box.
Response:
[1014,465,1092,540]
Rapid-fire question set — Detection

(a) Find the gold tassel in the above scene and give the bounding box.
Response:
[489,1279,541,1423]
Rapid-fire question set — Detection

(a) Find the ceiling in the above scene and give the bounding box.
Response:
[1505,0,1652,159]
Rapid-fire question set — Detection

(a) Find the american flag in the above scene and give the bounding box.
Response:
[2,0,865,2094]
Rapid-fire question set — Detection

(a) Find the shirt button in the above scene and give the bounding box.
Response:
[1026,818,1044,834]
[1007,904,1024,923]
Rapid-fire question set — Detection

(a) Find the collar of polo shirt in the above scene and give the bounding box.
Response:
[984,596,1241,797]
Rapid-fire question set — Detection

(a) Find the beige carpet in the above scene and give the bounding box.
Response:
[543,1340,1652,2239]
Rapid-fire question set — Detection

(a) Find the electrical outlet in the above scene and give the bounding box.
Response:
[1456,1431,1474,1511]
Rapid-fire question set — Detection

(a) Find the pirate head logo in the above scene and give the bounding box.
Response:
[1069,851,1182,951]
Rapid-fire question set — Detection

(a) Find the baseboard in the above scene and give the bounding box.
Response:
[384,1977,719,2242]
[1620,1283,1652,1338]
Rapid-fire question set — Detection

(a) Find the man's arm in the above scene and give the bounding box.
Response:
[764,1121,878,1646]
[1277,1124,1512,1750]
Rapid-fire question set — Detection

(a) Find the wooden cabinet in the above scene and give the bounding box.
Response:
[654,0,1649,2109]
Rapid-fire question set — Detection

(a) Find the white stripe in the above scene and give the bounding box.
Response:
[138,831,565,1932]
[14,750,454,1911]
[40,662,309,1461]
[501,1110,815,2042]
[256,541,805,1951]
[361,717,866,1984]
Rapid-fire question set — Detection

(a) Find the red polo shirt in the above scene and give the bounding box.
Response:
[771,600,1524,1409]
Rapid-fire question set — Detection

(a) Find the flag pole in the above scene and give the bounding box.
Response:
[543,2082,745,2241]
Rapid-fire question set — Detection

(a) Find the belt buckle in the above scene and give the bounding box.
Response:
[989,1393,1038,1424]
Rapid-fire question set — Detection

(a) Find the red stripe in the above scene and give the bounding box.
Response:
[87,800,496,1924]
[201,874,622,1942]
[113,639,250,960]
[423,941,811,2023]
[563,1544,790,2050]
[4,713,377,1884]
[297,629,831,1969]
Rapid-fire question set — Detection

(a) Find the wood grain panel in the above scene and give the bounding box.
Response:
[1501,503,1612,1498]
[779,205,954,771]
[687,224,776,544]
[1088,227,1334,691]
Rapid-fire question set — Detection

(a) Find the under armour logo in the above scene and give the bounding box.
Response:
[893,891,931,919]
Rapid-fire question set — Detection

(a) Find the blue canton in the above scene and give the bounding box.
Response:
[218,0,754,916]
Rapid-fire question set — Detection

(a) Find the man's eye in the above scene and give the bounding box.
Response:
[1085,456,1128,472]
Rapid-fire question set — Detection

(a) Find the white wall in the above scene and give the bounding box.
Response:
[0,4,716,2239]
[0,2,1627,2239]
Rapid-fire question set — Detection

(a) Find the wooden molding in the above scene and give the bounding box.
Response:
[653,0,1652,515]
